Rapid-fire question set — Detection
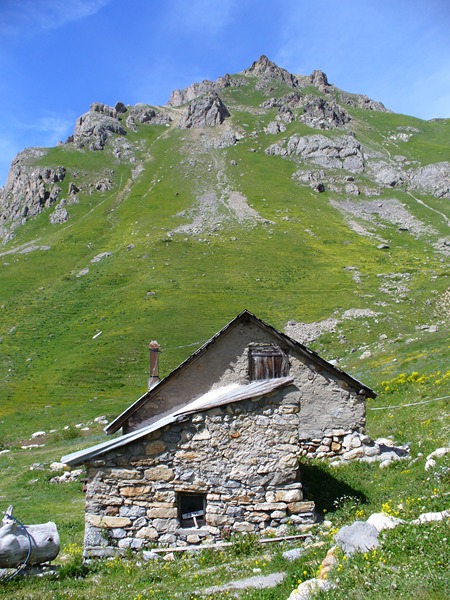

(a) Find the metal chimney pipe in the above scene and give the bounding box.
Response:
[148,340,160,390]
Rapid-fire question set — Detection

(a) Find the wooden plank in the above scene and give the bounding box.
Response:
[150,532,312,554]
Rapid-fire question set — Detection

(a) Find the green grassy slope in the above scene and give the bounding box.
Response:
[0,66,449,597]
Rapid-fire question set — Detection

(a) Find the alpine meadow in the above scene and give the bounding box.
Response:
[0,56,449,599]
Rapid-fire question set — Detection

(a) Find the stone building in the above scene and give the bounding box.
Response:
[62,310,376,556]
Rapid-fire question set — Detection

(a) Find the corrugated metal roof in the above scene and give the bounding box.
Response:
[61,376,294,466]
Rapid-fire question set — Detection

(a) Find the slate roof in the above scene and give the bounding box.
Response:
[61,376,294,466]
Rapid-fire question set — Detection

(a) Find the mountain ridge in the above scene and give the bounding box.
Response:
[1,55,448,245]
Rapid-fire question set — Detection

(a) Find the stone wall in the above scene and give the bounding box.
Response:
[126,320,366,437]
[84,389,315,557]
[299,430,410,466]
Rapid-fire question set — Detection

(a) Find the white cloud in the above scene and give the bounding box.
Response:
[0,111,74,186]
[0,0,112,36]
[166,0,237,35]
[36,114,74,144]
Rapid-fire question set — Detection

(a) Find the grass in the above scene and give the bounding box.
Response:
[0,65,449,597]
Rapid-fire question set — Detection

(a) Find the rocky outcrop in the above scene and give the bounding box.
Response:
[49,200,69,224]
[178,94,230,128]
[167,74,247,107]
[243,54,298,88]
[167,80,217,107]
[339,91,389,112]
[408,162,450,198]
[71,103,127,150]
[300,95,351,129]
[262,92,304,110]
[368,161,406,187]
[309,70,331,93]
[0,148,65,240]
[266,133,364,173]
[125,104,171,130]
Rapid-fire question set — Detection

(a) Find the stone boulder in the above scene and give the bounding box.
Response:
[335,521,380,555]
[179,94,230,129]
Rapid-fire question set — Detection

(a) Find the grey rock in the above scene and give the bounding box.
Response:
[262,92,303,111]
[115,101,127,114]
[265,121,286,135]
[84,525,106,547]
[91,102,118,118]
[300,95,350,130]
[126,104,171,130]
[72,104,127,150]
[368,161,406,187]
[119,505,146,518]
[142,550,162,561]
[110,528,127,539]
[179,94,230,129]
[408,162,450,198]
[309,70,331,93]
[49,203,69,224]
[339,91,389,112]
[282,547,305,561]
[167,79,217,107]
[168,72,247,107]
[95,178,113,192]
[285,134,364,173]
[243,55,298,88]
[335,521,380,555]
[0,149,65,239]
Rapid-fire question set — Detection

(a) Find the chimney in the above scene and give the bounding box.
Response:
[148,340,160,390]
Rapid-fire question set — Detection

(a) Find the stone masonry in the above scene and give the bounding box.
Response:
[84,390,316,556]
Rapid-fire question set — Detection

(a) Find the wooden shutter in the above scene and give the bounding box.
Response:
[249,345,289,380]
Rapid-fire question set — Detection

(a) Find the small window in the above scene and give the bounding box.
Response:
[179,493,206,528]
[249,344,289,380]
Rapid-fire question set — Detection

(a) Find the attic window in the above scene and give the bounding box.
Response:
[179,493,206,529]
[248,344,289,380]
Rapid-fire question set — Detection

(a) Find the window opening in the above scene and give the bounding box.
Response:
[179,493,206,528]
[249,344,289,380]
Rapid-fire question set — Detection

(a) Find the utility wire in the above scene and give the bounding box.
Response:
[369,395,450,411]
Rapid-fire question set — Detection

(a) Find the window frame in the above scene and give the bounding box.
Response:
[248,343,289,380]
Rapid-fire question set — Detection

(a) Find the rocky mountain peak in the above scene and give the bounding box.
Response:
[309,69,330,92]
[69,102,127,150]
[242,54,298,88]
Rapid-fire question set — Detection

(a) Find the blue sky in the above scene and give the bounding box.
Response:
[0,0,449,185]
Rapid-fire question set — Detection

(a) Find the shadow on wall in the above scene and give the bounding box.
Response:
[299,460,368,516]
